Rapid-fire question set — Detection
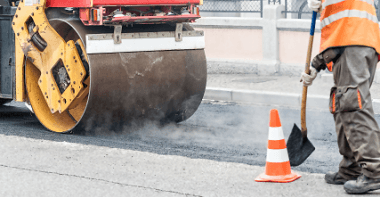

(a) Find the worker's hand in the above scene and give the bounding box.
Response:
[300,66,318,86]
[308,0,322,12]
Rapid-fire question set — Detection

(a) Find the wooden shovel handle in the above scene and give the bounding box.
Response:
[301,11,318,138]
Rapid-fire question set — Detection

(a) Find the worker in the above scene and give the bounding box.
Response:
[301,0,380,194]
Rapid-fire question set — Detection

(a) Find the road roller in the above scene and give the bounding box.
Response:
[0,0,206,133]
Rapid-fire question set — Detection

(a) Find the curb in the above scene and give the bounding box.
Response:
[205,59,304,76]
[204,87,380,114]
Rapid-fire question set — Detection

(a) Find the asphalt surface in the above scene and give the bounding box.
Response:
[2,101,380,196]
[0,101,340,173]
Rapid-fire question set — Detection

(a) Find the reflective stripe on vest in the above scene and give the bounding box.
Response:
[322,0,374,10]
[319,0,380,56]
[321,9,378,28]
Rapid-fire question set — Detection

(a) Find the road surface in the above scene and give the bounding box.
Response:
[0,101,378,196]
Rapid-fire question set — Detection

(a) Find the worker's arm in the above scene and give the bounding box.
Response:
[301,48,344,86]
[300,66,318,87]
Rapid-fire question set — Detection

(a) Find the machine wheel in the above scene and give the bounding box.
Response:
[25,19,207,133]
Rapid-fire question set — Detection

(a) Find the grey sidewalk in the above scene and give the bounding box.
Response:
[205,73,380,113]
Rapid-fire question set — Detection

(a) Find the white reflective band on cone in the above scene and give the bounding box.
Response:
[321,10,378,28]
[268,127,285,141]
[322,0,374,10]
[86,35,205,54]
[266,149,289,163]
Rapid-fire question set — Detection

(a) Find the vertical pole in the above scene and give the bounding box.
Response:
[261,0,264,17]
[301,11,317,137]
[285,0,287,18]
[377,0,380,21]
[262,5,285,67]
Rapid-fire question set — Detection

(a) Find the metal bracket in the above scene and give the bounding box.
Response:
[25,0,35,6]
[114,25,122,44]
[175,23,183,42]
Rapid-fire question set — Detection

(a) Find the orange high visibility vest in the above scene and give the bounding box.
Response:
[320,0,380,69]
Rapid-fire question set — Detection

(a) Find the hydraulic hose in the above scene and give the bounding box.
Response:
[28,21,47,51]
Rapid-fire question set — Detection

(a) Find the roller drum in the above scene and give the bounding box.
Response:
[26,19,207,133]
[83,50,207,131]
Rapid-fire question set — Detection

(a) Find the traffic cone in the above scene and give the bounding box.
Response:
[255,109,301,183]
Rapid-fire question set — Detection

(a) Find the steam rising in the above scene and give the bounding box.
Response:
[83,100,269,154]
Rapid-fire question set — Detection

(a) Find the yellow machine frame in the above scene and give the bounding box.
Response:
[12,0,88,114]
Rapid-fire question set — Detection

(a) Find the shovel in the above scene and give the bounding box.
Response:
[286,11,317,167]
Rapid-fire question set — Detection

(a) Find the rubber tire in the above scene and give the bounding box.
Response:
[0,99,12,106]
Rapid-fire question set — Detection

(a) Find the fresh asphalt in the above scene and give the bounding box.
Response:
[0,100,340,174]
[3,101,380,196]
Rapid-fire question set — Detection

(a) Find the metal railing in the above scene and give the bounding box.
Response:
[283,0,380,19]
[200,0,380,20]
[199,0,264,17]
[283,0,319,19]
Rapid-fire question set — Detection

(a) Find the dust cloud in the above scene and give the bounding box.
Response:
[82,100,270,152]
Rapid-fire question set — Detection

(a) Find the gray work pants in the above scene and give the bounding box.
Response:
[330,46,380,179]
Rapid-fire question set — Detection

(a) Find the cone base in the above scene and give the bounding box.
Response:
[255,171,301,183]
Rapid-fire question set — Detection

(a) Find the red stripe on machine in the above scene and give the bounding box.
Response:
[46,0,201,7]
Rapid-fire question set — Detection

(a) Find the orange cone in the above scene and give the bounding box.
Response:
[255,109,301,183]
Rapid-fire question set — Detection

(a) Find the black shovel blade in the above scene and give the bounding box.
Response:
[286,124,315,166]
